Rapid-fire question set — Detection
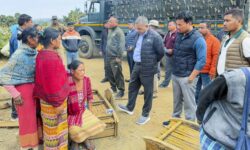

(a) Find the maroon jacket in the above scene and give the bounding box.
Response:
[163,30,177,56]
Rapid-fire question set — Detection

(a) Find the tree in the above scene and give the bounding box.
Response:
[63,8,86,23]
[0,15,16,27]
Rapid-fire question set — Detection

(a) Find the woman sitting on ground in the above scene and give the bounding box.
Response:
[67,60,106,150]
[0,27,41,150]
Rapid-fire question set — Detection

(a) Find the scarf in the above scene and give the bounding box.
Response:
[68,74,93,126]
[33,50,70,107]
[0,44,37,85]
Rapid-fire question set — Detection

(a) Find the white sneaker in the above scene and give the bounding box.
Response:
[117,104,134,115]
[136,116,150,125]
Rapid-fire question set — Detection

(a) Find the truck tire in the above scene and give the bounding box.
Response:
[79,35,94,59]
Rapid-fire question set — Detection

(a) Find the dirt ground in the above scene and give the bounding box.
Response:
[0,57,174,150]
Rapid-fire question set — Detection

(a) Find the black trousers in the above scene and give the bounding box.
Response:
[103,54,108,79]
[106,58,125,91]
[127,63,154,117]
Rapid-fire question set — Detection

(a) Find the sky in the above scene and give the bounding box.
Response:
[0,0,87,19]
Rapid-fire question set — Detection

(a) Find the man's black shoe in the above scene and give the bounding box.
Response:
[101,78,109,83]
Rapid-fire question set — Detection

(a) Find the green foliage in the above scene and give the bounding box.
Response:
[0,26,11,49]
[0,15,17,27]
[63,8,86,23]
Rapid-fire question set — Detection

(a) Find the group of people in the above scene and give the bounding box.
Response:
[100,8,250,149]
[1,7,250,150]
[0,14,106,150]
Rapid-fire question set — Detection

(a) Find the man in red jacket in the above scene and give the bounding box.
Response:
[196,22,220,103]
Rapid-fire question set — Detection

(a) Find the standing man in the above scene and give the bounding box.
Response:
[118,16,164,125]
[163,11,206,125]
[9,14,33,121]
[217,8,250,76]
[159,21,177,88]
[106,16,126,99]
[195,22,220,103]
[9,14,33,56]
[125,20,137,81]
[62,22,82,66]
[51,16,65,35]
[100,21,109,83]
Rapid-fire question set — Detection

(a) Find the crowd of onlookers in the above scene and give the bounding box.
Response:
[1,7,250,150]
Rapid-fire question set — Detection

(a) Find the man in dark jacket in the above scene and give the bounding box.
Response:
[118,16,164,125]
[169,11,206,124]
[106,16,126,99]
[100,21,109,83]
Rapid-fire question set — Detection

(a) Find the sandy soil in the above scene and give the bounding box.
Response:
[0,57,174,150]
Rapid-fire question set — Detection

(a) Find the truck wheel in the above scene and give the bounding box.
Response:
[79,35,94,59]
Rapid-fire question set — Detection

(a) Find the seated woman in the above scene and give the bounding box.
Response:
[67,60,106,150]
[0,27,41,150]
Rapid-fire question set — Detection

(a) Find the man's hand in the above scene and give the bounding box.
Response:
[188,70,200,83]
[116,58,121,63]
[210,74,215,80]
[13,95,23,106]
[99,51,103,56]
[167,49,173,55]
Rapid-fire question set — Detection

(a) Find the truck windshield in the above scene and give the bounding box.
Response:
[89,2,100,13]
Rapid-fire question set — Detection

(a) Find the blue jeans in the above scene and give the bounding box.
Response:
[195,73,211,104]
[161,55,173,86]
[127,51,134,75]
[66,51,79,66]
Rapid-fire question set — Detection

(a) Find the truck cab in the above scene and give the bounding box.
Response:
[75,0,113,58]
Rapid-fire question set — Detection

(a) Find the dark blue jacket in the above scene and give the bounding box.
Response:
[125,29,137,51]
[9,27,22,56]
[133,29,165,76]
[173,29,206,77]
[100,28,108,54]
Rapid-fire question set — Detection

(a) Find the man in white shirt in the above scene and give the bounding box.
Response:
[217,8,250,75]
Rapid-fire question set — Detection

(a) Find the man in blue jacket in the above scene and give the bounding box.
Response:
[9,14,33,57]
[164,11,206,125]
[125,20,137,81]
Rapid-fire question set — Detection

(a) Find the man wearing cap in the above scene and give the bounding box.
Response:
[106,16,126,99]
[125,20,137,81]
[62,22,82,65]
[51,16,65,35]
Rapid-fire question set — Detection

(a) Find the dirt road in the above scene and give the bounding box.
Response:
[0,57,174,150]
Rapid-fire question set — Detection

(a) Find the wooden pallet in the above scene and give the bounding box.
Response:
[144,118,200,150]
[0,120,18,128]
[90,89,119,139]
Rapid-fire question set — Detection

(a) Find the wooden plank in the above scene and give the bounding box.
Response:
[0,121,19,128]
[166,136,199,150]
[89,128,115,140]
[157,121,182,140]
[174,129,199,141]
[171,132,200,145]
[175,127,199,138]
[143,136,181,150]
[177,125,200,136]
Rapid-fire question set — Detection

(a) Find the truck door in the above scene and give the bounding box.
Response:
[88,2,101,23]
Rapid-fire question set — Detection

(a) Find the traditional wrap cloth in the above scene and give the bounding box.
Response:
[33,50,70,150]
[67,74,106,143]
[0,44,37,85]
[0,44,40,149]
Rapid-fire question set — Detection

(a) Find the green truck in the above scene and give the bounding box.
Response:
[75,0,250,58]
